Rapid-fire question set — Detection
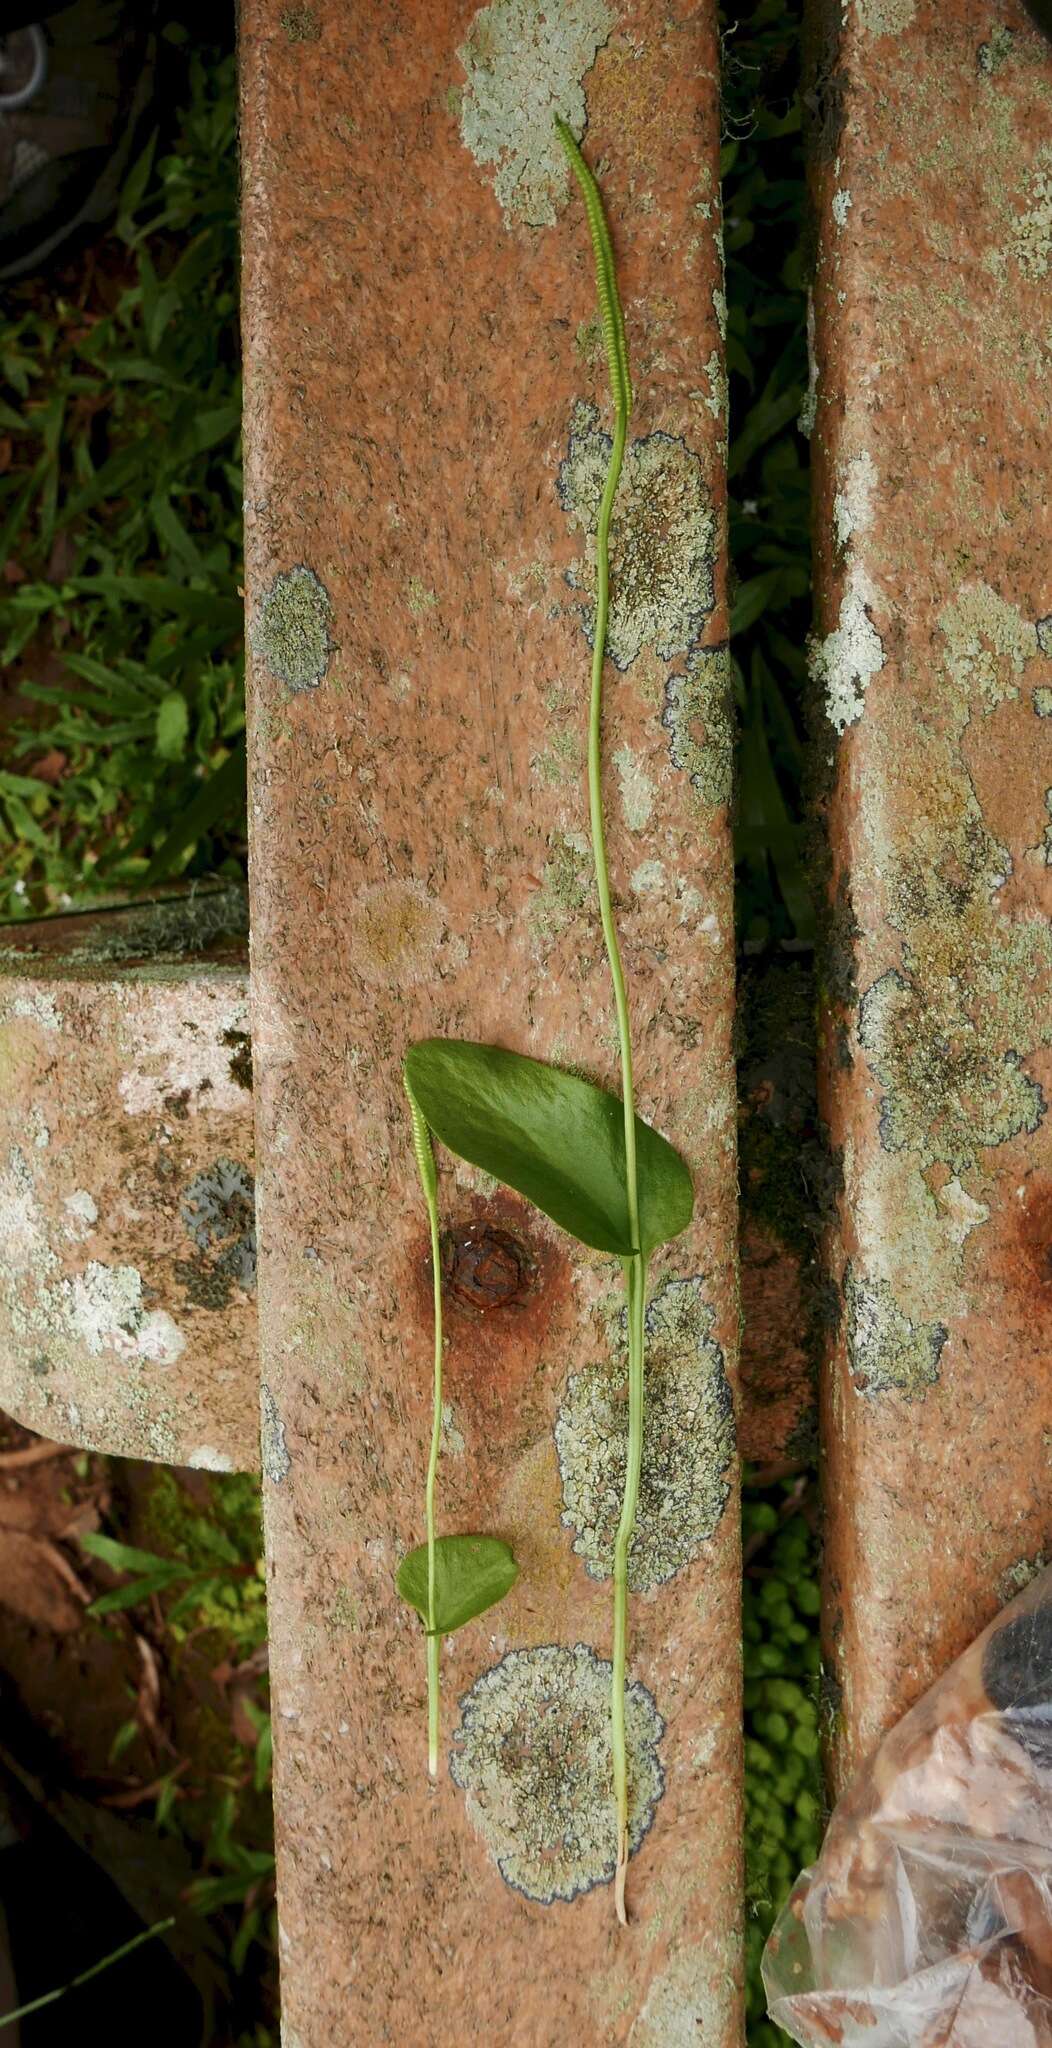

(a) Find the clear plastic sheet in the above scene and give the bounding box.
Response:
[763,1566,1052,2046]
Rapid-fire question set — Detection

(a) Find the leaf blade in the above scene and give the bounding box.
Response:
[396,1534,518,1636]
[403,1039,693,1256]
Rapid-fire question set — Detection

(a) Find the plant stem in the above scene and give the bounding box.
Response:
[406,1079,444,1777]
[611,1248,646,1922]
[558,113,647,1927]
[584,309,645,1929]
[424,1185,443,1776]
[0,1916,175,2032]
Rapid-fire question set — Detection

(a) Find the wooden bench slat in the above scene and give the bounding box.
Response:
[810,0,1052,1789]
[0,893,257,1471]
[241,2,743,2038]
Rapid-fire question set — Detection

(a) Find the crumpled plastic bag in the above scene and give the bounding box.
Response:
[763,1565,1052,2046]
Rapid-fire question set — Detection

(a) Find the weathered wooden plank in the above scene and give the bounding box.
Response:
[241,1,742,2039]
[808,0,1052,1787]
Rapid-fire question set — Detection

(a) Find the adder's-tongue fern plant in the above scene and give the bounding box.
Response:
[395,121,693,1926]
[556,112,643,1926]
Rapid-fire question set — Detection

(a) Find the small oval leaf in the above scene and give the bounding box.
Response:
[396,1533,518,1636]
[403,1039,694,1256]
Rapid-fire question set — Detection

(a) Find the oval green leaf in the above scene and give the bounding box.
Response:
[404,1039,694,1257]
[396,1533,518,1636]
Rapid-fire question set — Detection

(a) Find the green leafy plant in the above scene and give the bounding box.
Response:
[395,121,694,1925]
[0,35,245,916]
[79,1514,266,1646]
[186,1787,276,1974]
[397,1071,519,1776]
[742,1476,822,2045]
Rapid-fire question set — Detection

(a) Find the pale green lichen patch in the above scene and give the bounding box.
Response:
[405,576,438,617]
[662,645,734,808]
[860,968,1046,1168]
[575,315,604,364]
[700,349,727,422]
[528,836,591,941]
[939,582,1037,704]
[810,569,885,733]
[555,1278,735,1589]
[456,0,614,228]
[632,1947,733,2047]
[844,1262,946,1397]
[855,0,916,32]
[833,449,877,552]
[1013,150,1052,281]
[251,565,333,693]
[1036,622,1052,660]
[261,1383,290,1483]
[1034,683,1052,713]
[999,1551,1049,1602]
[857,585,1051,1171]
[557,404,716,670]
[70,1262,186,1365]
[614,744,653,831]
[450,1642,664,1902]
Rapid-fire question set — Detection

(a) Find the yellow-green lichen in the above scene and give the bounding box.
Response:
[999,1550,1049,1602]
[555,1278,735,1589]
[528,836,591,940]
[844,1262,947,1397]
[450,1642,664,1903]
[281,5,320,40]
[575,315,604,365]
[662,645,734,809]
[405,576,438,617]
[251,565,333,693]
[557,404,716,670]
[1013,149,1052,281]
[456,0,613,228]
[977,24,1015,76]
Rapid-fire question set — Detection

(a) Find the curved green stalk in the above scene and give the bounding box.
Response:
[406,1075,444,1776]
[556,116,646,1926]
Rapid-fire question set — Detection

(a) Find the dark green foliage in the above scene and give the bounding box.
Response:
[404,1039,694,1258]
[723,0,812,945]
[742,1478,824,2045]
[0,29,245,915]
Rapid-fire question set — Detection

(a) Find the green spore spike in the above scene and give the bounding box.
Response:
[556,111,644,1927]
[555,117,632,423]
[404,1072,444,1776]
